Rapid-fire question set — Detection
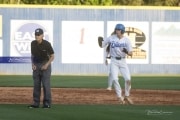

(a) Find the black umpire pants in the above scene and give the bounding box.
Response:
[32,62,51,106]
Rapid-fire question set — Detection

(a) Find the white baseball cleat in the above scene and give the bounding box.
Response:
[118,97,125,104]
[124,96,134,105]
[106,87,112,91]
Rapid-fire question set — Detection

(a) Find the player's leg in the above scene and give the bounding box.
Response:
[119,60,133,104]
[122,67,131,97]
[107,65,113,90]
[110,60,124,103]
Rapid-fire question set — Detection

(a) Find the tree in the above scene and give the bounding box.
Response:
[165,0,179,6]
[0,0,179,6]
[143,0,179,6]
[113,0,144,5]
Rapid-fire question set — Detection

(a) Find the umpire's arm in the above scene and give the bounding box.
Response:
[46,53,54,65]
[47,54,54,66]
[41,54,54,70]
[31,55,36,70]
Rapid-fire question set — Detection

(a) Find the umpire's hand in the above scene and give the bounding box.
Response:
[32,64,36,70]
[41,63,49,70]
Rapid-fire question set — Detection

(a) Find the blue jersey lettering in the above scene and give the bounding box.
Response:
[110,41,126,48]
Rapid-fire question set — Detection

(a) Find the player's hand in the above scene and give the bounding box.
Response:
[32,64,36,70]
[122,48,128,54]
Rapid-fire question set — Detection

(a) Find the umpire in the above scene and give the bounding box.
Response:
[28,28,54,108]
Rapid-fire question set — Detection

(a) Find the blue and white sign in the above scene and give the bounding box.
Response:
[0,57,31,63]
[10,20,53,57]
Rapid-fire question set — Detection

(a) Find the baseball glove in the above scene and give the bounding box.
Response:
[98,36,103,48]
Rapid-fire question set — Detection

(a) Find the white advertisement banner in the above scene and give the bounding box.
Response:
[10,20,53,57]
[152,22,180,64]
[0,15,2,37]
[0,40,2,56]
[62,21,104,64]
[0,15,2,56]
[107,21,149,64]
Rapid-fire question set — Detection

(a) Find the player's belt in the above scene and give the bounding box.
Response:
[112,56,125,60]
[106,56,111,59]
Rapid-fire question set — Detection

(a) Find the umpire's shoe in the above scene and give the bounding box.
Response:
[42,105,51,109]
[28,105,39,108]
[124,96,134,105]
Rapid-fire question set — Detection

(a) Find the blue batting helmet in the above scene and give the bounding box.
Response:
[115,24,125,34]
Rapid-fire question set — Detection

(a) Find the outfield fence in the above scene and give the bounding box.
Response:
[0,5,179,75]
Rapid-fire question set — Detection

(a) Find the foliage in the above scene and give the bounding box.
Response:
[113,0,144,5]
[0,0,179,6]
[144,0,179,6]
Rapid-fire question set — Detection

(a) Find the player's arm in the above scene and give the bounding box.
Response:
[127,51,133,56]
[128,40,133,57]
[105,59,108,65]
[98,36,110,48]
[104,48,110,65]
[102,37,110,48]
[122,38,133,56]
[122,48,132,56]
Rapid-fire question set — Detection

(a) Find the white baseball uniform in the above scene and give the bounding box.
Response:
[102,34,132,98]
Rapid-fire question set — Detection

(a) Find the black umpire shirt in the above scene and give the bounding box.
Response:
[31,40,54,63]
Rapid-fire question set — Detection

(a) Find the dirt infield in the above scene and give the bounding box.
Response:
[0,87,180,105]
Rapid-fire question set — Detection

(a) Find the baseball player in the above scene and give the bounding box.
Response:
[98,23,133,104]
[28,28,54,108]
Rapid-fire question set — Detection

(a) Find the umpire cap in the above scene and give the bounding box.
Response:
[35,28,44,36]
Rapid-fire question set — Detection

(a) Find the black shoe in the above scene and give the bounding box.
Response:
[28,105,39,108]
[42,105,51,109]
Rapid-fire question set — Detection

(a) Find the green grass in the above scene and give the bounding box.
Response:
[0,104,179,120]
[129,76,180,90]
[0,75,179,120]
[0,75,179,90]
